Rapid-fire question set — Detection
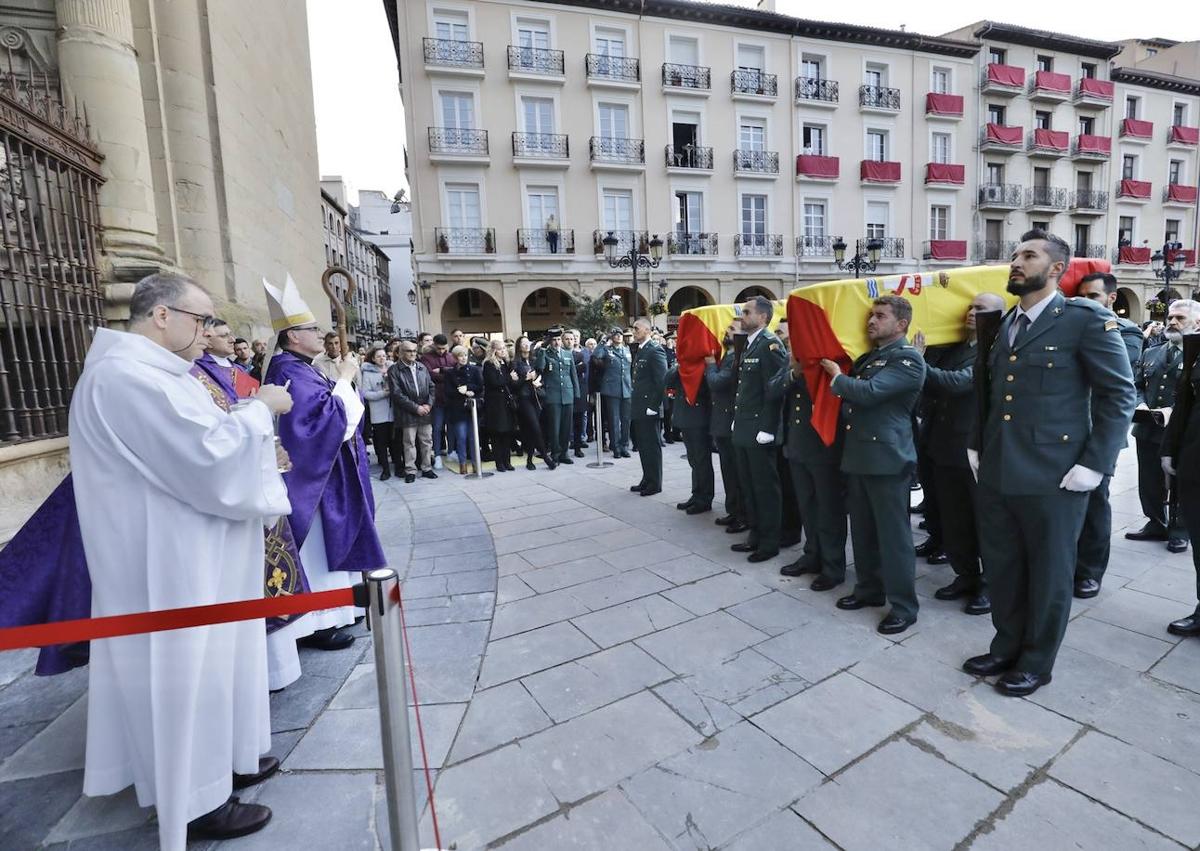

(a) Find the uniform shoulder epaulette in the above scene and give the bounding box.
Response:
[1065,297,1104,312]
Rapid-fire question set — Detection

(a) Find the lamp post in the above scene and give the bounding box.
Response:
[832,237,884,279]
[1151,241,1189,317]
[602,231,663,322]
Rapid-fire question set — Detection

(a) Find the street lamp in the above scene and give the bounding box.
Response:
[833,237,883,278]
[1151,241,1189,315]
[602,231,663,321]
[406,288,417,306]
[418,281,431,314]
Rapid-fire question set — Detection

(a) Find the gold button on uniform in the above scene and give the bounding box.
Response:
[845,424,852,430]
[1009,355,1017,362]
[1003,414,1012,421]
[1062,434,1069,441]
[1004,394,1013,401]
[1006,375,1014,382]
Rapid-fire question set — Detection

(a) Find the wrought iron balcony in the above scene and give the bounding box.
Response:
[976,240,1018,262]
[733,149,779,174]
[977,183,1023,208]
[507,45,565,75]
[859,84,901,110]
[434,227,495,255]
[592,229,650,255]
[512,132,569,159]
[734,234,784,257]
[517,228,574,255]
[665,145,713,170]
[586,53,640,82]
[795,76,838,103]
[662,63,710,90]
[731,69,777,97]
[796,235,836,257]
[1070,189,1109,212]
[866,236,905,259]
[423,38,484,69]
[1025,186,1070,210]
[589,136,645,164]
[1074,243,1107,259]
[428,127,488,156]
[668,232,719,256]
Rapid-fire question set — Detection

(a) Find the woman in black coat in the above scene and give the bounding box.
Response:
[444,345,484,474]
[512,337,555,470]
[482,339,517,471]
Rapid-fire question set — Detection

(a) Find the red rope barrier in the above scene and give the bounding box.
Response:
[395,584,443,850]
[0,588,357,652]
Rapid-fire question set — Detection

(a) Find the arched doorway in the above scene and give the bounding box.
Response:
[1114,287,1141,322]
[520,286,577,336]
[667,286,715,329]
[439,287,503,335]
[601,287,650,326]
[735,285,777,302]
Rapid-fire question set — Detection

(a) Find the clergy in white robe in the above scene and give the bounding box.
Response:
[69,274,293,850]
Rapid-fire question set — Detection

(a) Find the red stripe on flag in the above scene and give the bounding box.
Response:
[675,312,722,405]
[786,298,851,447]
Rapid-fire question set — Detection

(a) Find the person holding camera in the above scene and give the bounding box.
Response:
[591,328,633,457]
[534,327,580,465]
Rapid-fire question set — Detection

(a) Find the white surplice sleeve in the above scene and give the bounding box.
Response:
[332,378,365,442]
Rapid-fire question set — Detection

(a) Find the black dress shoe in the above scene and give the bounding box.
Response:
[962,653,1015,677]
[917,519,927,530]
[731,541,756,553]
[639,488,661,496]
[297,626,355,651]
[995,670,1051,697]
[421,470,438,479]
[715,514,736,526]
[559,456,574,465]
[1125,522,1168,541]
[686,504,712,516]
[546,458,558,470]
[380,471,391,481]
[724,521,750,534]
[934,576,973,601]
[780,557,820,577]
[747,550,779,563]
[233,756,280,790]
[810,575,841,592]
[404,474,416,484]
[619,451,632,458]
[914,539,942,558]
[188,797,272,840]
[574,448,585,458]
[1073,578,1101,599]
[1168,538,1189,553]
[526,458,537,471]
[1167,612,1200,636]
[878,613,916,635]
[836,595,884,610]
[676,500,694,510]
[925,550,950,565]
[630,484,646,493]
[964,593,992,616]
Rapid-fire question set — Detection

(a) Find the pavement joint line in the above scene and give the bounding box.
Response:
[1036,774,1192,850]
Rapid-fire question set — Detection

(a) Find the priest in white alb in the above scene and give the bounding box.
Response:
[69,273,293,849]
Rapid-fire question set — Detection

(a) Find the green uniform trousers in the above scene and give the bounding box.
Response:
[715,436,742,519]
[544,402,573,460]
[735,444,781,554]
[632,417,662,491]
[1075,475,1112,584]
[847,472,919,621]
[789,460,847,582]
[681,428,714,508]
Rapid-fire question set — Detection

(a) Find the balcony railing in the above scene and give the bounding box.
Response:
[977,183,1023,207]
[589,136,645,164]
[586,53,640,82]
[795,76,838,103]
[859,84,900,110]
[731,69,777,97]
[734,234,784,257]
[507,45,565,75]
[1074,243,1107,259]
[668,232,719,256]
[592,229,649,255]
[976,240,1018,262]
[435,227,495,255]
[868,236,905,259]
[662,63,710,90]
[922,240,968,261]
[428,127,488,155]
[796,235,836,257]
[423,37,484,69]
[1114,246,1152,265]
[517,228,574,255]
[666,145,713,170]
[512,132,569,159]
[1071,189,1109,211]
[1025,186,1070,209]
[733,149,779,174]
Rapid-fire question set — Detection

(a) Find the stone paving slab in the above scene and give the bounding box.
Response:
[520,642,674,722]
[569,595,694,649]
[496,789,672,850]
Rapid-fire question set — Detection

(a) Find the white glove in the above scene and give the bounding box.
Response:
[1136,402,1149,411]
[1163,456,1177,477]
[1059,464,1104,492]
[966,448,979,482]
[646,408,657,416]
[1160,407,1173,427]
[755,431,774,445]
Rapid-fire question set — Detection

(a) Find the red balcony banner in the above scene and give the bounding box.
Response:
[1169,125,1200,145]
[1168,248,1197,267]
[860,160,901,182]
[1033,70,1071,93]
[1167,184,1199,204]
[1118,246,1151,265]
[1077,77,1114,99]
[1032,128,1069,151]
[925,163,965,184]
[1120,118,1154,138]
[1118,179,1152,199]
[1076,134,1111,154]
[926,240,967,260]
[986,64,1025,87]
[796,154,839,178]
[985,123,1023,145]
[925,93,963,116]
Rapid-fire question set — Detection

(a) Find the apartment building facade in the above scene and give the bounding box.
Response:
[321,186,394,341]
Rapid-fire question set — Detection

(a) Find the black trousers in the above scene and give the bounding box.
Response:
[1075,475,1112,584]
[778,450,802,542]
[715,436,742,519]
[789,459,847,581]
[632,417,662,490]
[516,398,549,462]
[491,431,513,470]
[572,399,588,448]
[933,464,984,590]
[371,421,396,475]
[735,443,781,554]
[681,427,715,507]
[1178,476,1200,606]
[847,472,919,621]
[1136,435,1187,538]
[917,442,943,546]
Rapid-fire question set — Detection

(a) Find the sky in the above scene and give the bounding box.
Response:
[306,0,1198,199]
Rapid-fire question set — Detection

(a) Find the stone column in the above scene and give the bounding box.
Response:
[55,0,168,317]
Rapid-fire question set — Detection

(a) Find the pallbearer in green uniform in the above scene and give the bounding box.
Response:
[964,229,1135,697]
[1072,273,1144,598]
[821,295,926,634]
[705,332,745,531]
[730,296,789,563]
[630,319,667,496]
[666,360,714,514]
[533,327,580,465]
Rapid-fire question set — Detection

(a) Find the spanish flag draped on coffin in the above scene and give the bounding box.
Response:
[674,299,787,410]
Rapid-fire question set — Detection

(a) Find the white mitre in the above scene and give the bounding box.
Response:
[263,274,317,332]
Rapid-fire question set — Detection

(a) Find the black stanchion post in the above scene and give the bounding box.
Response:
[587,393,613,468]
[464,398,493,480]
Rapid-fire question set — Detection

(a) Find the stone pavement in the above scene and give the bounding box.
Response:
[3,442,1200,849]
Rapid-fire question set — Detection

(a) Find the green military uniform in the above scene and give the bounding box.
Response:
[705,351,743,522]
[731,328,789,556]
[631,340,667,493]
[973,292,1135,676]
[1133,341,1188,540]
[534,342,580,463]
[666,365,714,510]
[834,337,926,621]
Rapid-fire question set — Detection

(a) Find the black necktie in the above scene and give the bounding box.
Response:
[1011,314,1031,349]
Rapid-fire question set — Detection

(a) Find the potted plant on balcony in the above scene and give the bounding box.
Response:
[648,300,667,318]
[484,230,495,254]
[437,232,450,254]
